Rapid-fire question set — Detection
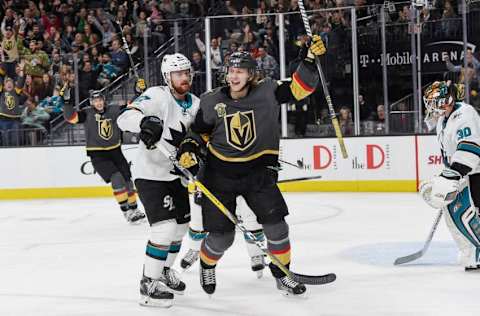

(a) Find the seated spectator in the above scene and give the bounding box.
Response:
[21,97,50,131]
[36,73,55,101]
[0,71,27,146]
[339,106,354,136]
[38,86,65,122]
[256,46,279,79]
[97,52,120,87]
[373,104,386,134]
[110,39,129,73]
[191,50,206,73]
[358,94,374,121]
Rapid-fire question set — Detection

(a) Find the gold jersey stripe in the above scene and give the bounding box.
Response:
[0,113,21,119]
[208,144,278,162]
[86,142,121,151]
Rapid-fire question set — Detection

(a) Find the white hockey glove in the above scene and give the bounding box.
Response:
[419,169,461,209]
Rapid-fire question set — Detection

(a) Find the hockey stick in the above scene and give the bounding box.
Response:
[105,12,140,79]
[156,143,336,285]
[278,175,322,183]
[297,0,348,159]
[393,209,443,265]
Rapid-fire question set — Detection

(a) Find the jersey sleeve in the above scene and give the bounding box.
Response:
[63,97,86,124]
[117,87,165,133]
[274,60,319,104]
[451,107,480,175]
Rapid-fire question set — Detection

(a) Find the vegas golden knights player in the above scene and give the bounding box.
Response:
[177,35,326,297]
[63,88,145,224]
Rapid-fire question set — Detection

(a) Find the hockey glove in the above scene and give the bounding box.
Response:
[139,116,163,150]
[176,138,201,176]
[307,35,326,60]
[135,78,146,95]
[419,169,461,209]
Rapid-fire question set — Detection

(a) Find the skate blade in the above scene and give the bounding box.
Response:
[139,295,173,308]
[129,218,146,225]
[280,291,308,299]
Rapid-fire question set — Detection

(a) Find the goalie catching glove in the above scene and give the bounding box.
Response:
[419,169,461,209]
[176,138,201,176]
[139,116,163,150]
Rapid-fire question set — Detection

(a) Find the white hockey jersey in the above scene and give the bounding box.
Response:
[117,86,200,181]
[436,102,480,174]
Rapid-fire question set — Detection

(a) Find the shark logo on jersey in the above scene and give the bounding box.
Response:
[165,122,187,148]
[224,110,256,151]
[96,116,113,141]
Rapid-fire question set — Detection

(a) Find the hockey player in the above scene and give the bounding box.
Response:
[117,53,200,308]
[63,87,145,224]
[420,80,480,270]
[176,35,326,297]
[181,186,267,278]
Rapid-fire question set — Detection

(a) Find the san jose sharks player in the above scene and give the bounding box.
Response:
[117,53,200,308]
[420,81,480,270]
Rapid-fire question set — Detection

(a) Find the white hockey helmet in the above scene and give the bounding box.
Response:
[161,53,193,90]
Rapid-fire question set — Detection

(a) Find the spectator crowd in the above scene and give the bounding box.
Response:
[1,0,479,145]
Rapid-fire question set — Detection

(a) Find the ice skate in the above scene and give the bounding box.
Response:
[275,275,307,298]
[250,255,265,278]
[139,275,174,308]
[200,261,216,296]
[180,249,199,270]
[163,267,186,295]
[124,208,146,224]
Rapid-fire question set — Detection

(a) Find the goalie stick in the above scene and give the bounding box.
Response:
[394,209,443,265]
[156,143,336,285]
[297,0,348,159]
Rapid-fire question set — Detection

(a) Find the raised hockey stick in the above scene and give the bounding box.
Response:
[156,143,336,285]
[297,0,348,159]
[105,12,140,79]
[393,209,443,265]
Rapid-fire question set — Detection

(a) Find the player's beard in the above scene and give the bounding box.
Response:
[172,80,191,95]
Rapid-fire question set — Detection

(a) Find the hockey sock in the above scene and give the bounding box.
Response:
[243,229,265,258]
[111,172,129,212]
[165,223,188,268]
[144,220,176,279]
[200,232,235,267]
[263,221,291,278]
[126,180,138,209]
[188,227,208,251]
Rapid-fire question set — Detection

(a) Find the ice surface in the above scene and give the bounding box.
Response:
[1,193,478,316]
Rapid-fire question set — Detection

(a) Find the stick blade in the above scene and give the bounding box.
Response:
[393,250,424,265]
[292,272,336,285]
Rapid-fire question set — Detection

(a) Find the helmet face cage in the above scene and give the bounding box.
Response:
[161,53,194,91]
[423,81,452,117]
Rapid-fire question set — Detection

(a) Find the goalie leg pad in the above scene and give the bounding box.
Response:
[444,187,480,267]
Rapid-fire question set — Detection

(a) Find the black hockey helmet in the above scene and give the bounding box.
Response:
[226,51,257,70]
[89,90,104,102]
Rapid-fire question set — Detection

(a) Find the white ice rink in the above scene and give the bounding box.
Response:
[1,192,478,316]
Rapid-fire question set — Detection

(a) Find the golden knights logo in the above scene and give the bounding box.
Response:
[5,93,16,110]
[224,110,256,151]
[95,114,113,141]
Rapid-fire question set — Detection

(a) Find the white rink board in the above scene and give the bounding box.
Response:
[279,136,417,181]
[1,135,441,192]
